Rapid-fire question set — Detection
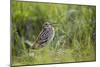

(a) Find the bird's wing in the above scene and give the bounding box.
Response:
[37,28,51,44]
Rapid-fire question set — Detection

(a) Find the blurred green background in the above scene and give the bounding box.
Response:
[11,0,96,66]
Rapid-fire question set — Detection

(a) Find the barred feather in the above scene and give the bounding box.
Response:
[32,22,55,49]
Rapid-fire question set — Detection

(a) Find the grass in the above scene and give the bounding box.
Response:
[11,0,96,66]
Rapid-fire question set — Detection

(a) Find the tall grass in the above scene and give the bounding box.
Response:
[11,0,96,66]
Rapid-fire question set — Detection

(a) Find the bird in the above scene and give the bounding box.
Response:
[32,22,55,49]
[25,22,55,49]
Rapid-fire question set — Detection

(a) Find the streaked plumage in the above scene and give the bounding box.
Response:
[32,22,55,49]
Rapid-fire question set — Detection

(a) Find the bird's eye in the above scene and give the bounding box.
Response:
[45,24,47,25]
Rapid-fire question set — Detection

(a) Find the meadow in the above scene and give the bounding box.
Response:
[11,0,96,66]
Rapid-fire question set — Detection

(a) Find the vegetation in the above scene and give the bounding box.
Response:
[11,0,96,66]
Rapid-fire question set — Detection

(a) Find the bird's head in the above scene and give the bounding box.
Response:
[43,22,52,29]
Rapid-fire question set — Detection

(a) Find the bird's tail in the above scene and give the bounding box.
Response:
[25,40,44,49]
[24,40,39,49]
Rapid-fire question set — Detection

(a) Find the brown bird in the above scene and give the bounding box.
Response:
[32,22,55,49]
